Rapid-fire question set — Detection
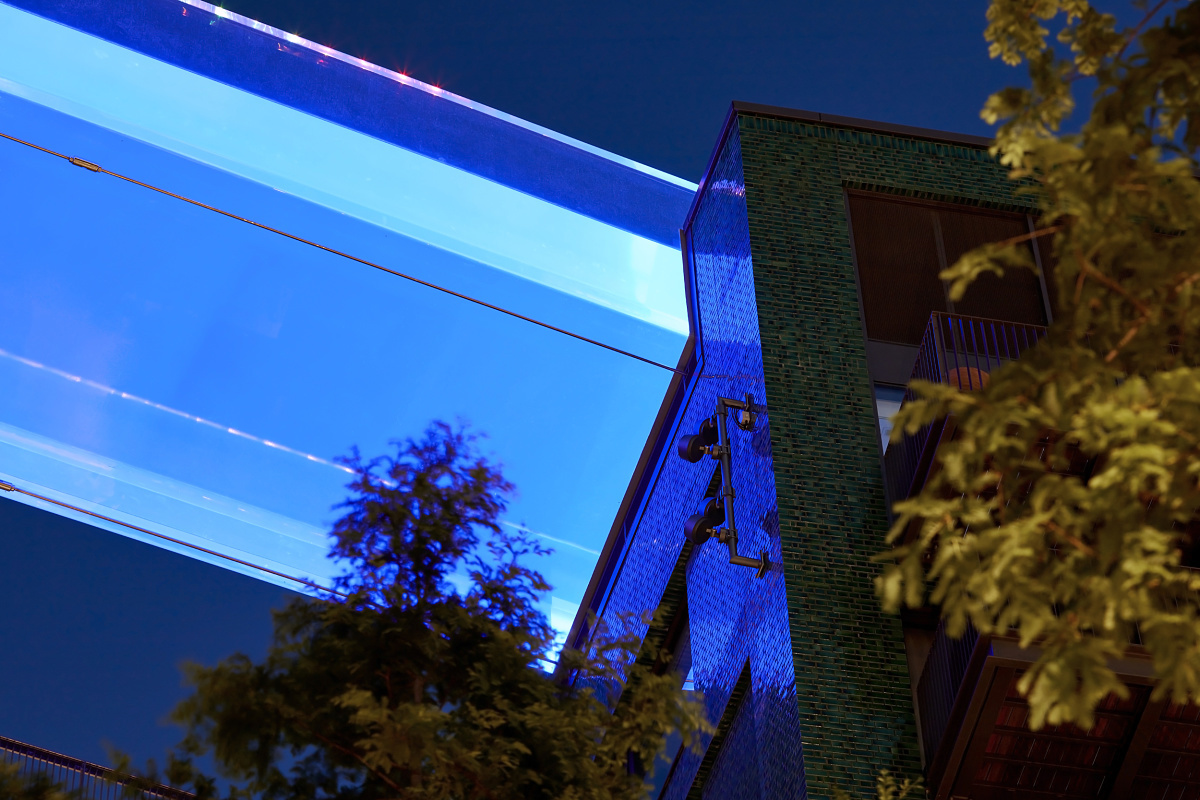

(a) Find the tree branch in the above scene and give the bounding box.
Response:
[1046,521,1097,557]
[1114,0,1173,63]
[1106,315,1149,362]
[289,716,405,794]
[1172,271,1200,296]
[1077,249,1152,315]
[993,224,1065,250]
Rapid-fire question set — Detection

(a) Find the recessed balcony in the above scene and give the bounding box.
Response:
[918,623,1200,800]
[883,311,1048,507]
[888,313,1200,799]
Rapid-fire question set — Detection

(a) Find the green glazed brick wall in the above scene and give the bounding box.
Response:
[735,112,1036,799]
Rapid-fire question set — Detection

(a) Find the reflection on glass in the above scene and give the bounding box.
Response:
[875,384,907,452]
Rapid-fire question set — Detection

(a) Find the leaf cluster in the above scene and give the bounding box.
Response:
[832,771,923,800]
[157,423,708,800]
[0,763,73,800]
[878,0,1200,730]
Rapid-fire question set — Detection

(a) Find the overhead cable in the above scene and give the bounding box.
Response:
[1,131,693,374]
[0,132,770,599]
[0,130,764,383]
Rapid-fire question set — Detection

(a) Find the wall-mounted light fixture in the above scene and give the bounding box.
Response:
[676,394,769,578]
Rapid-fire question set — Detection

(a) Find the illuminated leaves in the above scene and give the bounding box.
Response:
[879,0,1200,731]
[833,770,924,800]
[0,764,74,800]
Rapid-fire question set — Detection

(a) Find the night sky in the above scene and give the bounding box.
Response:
[0,0,1020,776]
[215,0,1013,181]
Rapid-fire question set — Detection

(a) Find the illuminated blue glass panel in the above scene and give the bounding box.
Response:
[0,1,693,646]
[1,0,694,247]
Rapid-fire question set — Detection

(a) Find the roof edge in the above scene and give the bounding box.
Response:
[181,0,696,191]
[731,101,994,149]
[681,105,742,235]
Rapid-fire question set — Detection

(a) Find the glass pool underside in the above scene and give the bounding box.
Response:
[0,2,690,645]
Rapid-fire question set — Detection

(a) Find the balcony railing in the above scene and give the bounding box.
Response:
[916,620,984,773]
[0,735,190,800]
[883,312,1048,506]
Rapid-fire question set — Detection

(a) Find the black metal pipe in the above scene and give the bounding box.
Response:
[714,397,769,577]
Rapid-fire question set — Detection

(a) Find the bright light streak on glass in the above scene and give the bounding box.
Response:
[501,521,601,556]
[0,344,355,476]
[875,385,906,452]
[0,3,689,340]
[181,0,698,195]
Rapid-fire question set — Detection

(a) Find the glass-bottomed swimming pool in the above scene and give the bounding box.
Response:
[0,0,694,648]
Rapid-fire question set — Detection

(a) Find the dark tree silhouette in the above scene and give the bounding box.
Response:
[159,423,706,800]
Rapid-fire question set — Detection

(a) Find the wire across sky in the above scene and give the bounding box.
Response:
[0,124,762,597]
[1,129,691,376]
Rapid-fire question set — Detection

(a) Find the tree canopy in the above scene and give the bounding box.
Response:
[879,0,1200,730]
[158,423,706,800]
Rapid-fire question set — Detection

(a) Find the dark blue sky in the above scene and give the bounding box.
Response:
[218,0,1014,180]
[0,497,292,769]
[0,0,1022,777]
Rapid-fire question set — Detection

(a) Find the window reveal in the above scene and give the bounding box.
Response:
[848,193,1049,346]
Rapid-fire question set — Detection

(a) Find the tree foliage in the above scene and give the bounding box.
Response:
[0,764,72,800]
[832,771,923,800]
[159,423,707,800]
[879,0,1200,730]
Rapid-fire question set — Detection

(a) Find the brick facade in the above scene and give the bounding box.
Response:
[575,105,1033,799]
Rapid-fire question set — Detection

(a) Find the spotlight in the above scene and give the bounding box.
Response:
[736,396,757,431]
[683,496,725,545]
[676,433,706,463]
[673,394,768,578]
[676,416,719,463]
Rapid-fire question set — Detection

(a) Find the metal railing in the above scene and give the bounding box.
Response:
[0,735,191,800]
[915,620,983,770]
[883,312,1048,505]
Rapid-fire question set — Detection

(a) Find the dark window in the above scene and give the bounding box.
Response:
[940,208,1046,325]
[686,660,752,799]
[848,194,947,345]
[849,193,1048,346]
